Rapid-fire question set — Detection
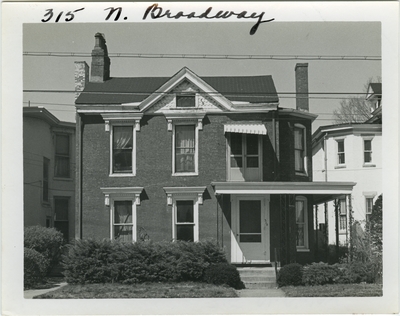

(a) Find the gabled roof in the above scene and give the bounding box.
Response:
[75,68,279,106]
[366,83,382,99]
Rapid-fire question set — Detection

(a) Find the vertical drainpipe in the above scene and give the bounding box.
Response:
[75,113,83,239]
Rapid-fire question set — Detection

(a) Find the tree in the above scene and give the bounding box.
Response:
[333,77,381,124]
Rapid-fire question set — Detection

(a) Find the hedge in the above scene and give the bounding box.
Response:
[277,263,303,287]
[62,239,229,285]
[203,263,245,289]
[24,248,49,288]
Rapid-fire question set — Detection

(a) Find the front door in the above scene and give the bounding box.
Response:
[231,196,270,263]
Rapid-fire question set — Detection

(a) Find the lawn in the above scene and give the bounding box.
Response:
[34,282,238,299]
[281,283,383,297]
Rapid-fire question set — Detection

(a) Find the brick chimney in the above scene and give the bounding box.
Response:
[74,61,89,100]
[295,63,309,112]
[91,33,110,82]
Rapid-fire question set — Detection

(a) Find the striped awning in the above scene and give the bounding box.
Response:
[224,123,267,135]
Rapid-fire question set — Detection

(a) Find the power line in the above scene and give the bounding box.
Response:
[23,51,381,61]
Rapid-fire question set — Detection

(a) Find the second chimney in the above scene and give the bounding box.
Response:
[295,63,309,112]
[91,33,110,83]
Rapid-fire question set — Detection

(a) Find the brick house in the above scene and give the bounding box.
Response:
[74,33,355,266]
[24,107,75,240]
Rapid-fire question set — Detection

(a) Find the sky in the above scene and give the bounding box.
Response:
[23,21,381,131]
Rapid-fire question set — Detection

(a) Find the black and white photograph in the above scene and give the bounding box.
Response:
[1,1,399,315]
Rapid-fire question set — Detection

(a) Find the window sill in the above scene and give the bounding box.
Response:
[334,165,346,169]
[109,173,136,177]
[172,173,198,177]
[363,164,376,168]
[295,171,308,177]
[296,248,310,252]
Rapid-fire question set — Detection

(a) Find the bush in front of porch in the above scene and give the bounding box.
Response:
[62,239,244,289]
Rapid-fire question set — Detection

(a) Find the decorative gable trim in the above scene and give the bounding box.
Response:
[139,67,234,113]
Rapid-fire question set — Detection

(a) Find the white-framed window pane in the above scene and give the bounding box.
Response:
[113,126,133,173]
[339,215,347,231]
[340,199,346,215]
[366,198,374,214]
[364,140,372,163]
[176,200,194,242]
[175,125,195,173]
[114,201,133,241]
[337,140,345,164]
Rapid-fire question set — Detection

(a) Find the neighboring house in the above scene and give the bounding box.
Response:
[312,83,382,245]
[23,107,76,241]
[74,33,355,266]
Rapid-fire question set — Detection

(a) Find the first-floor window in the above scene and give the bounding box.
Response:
[54,197,69,240]
[113,200,133,242]
[339,199,347,232]
[295,197,308,249]
[175,200,195,241]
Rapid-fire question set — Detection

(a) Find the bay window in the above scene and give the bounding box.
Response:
[294,124,307,174]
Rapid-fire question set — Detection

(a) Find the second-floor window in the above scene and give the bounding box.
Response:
[175,125,196,173]
[294,125,306,174]
[55,134,70,178]
[337,139,345,165]
[112,126,133,174]
[364,139,372,164]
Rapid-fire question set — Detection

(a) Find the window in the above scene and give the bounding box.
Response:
[113,200,133,242]
[55,134,70,178]
[364,139,372,164]
[175,201,195,241]
[366,197,374,215]
[176,94,195,108]
[174,125,196,174]
[43,158,49,203]
[339,199,347,232]
[164,186,205,242]
[294,125,306,174]
[101,187,143,243]
[295,197,308,250]
[337,139,345,165]
[227,133,262,181]
[112,126,133,173]
[54,197,69,240]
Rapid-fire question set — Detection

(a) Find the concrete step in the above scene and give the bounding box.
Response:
[237,267,277,289]
[244,282,278,289]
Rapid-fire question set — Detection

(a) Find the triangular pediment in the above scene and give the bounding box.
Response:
[140,67,234,113]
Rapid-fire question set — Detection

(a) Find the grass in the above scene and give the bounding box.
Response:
[281,283,383,297]
[34,282,238,299]
[25,277,65,290]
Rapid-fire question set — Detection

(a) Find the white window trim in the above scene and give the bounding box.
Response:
[362,136,375,167]
[334,137,346,169]
[294,124,308,176]
[226,133,263,181]
[169,117,204,176]
[363,192,377,215]
[100,187,143,242]
[101,113,143,177]
[163,187,206,242]
[296,196,309,251]
[339,198,347,233]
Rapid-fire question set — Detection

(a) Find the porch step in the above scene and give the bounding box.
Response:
[237,267,277,289]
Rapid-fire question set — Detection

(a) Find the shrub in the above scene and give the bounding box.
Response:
[62,239,228,285]
[24,226,64,272]
[336,261,379,284]
[203,263,245,289]
[24,248,49,288]
[277,263,303,287]
[302,262,341,286]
